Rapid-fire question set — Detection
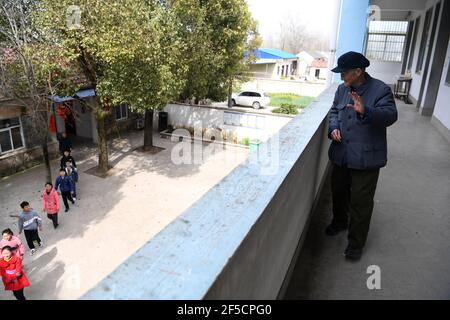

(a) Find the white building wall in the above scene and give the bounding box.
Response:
[249,63,277,79]
[369,61,402,85]
[73,100,94,140]
[242,79,326,97]
[308,67,328,81]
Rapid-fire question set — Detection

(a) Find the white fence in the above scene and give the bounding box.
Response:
[242,78,327,97]
[163,103,293,143]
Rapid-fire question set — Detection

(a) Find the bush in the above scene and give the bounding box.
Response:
[272,103,299,115]
[240,137,250,146]
[268,93,315,108]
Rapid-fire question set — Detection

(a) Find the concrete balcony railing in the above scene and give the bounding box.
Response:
[82,84,337,300]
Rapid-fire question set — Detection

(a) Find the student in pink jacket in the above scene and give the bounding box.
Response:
[42,182,60,229]
[0,229,25,259]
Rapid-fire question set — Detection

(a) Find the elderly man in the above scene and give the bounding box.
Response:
[326,51,398,261]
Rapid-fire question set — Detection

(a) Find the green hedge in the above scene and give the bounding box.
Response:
[272,103,299,115]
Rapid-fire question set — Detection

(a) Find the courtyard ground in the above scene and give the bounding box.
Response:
[0,131,249,300]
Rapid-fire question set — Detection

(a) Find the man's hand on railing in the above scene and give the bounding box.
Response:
[331,129,342,142]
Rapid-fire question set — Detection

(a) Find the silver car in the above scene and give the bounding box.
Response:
[231,91,271,109]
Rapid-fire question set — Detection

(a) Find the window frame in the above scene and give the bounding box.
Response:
[115,103,129,121]
[366,33,407,62]
[315,69,320,78]
[445,60,450,86]
[0,117,26,155]
[365,21,409,63]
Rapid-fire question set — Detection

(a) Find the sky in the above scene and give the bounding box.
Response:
[246,0,336,48]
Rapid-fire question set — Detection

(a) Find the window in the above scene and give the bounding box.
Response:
[277,66,280,75]
[446,62,450,86]
[416,8,432,73]
[0,117,25,155]
[315,69,320,78]
[365,21,409,62]
[239,92,250,97]
[115,103,128,120]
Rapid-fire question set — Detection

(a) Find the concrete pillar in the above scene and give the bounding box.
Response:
[332,0,370,83]
[327,0,342,87]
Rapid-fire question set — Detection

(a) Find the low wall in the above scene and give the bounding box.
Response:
[82,85,336,299]
[242,78,327,97]
[0,141,59,178]
[163,103,293,143]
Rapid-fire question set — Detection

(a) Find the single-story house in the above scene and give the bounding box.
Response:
[248,48,298,80]
[0,96,60,177]
[296,51,329,81]
[49,88,142,144]
[0,88,143,177]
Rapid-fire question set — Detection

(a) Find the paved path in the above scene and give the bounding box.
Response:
[285,101,450,299]
[0,131,248,300]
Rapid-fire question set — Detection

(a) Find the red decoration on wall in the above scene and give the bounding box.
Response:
[48,114,56,133]
[56,104,72,121]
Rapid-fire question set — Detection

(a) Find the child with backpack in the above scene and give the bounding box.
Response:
[64,160,79,200]
[60,149,77,170]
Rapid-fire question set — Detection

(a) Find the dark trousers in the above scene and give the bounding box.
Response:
[13,288,26,300]
[331,164,380,249]
[61,191,74,209]
[24,229,41,250]
[47,213,58,228]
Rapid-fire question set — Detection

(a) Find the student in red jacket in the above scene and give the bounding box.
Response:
[42,182,60,229]
[0,246,30,300]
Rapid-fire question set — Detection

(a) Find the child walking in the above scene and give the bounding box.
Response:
[0,229,25,259]
[55,169,75,212]
[64,160,79,200]
[0,246,30,300]
[42,182,60,229]
[60,149,77,170]
[18,201,43,256]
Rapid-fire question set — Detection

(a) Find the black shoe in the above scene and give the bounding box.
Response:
[325,223,348,236]
[65,208,69,212]
[344,245,363,261]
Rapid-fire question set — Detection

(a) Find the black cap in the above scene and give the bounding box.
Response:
[331,51,370,73]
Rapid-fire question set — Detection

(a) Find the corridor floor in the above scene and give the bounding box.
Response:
[284,100,450,299]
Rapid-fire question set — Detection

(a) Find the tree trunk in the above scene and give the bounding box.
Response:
[228,78,233,108]
[42,142,52,183]
[96,113,109,173]
[143,109,154,151]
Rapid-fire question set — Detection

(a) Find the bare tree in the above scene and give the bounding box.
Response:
[263,13,330,54]
[0,0,73,182]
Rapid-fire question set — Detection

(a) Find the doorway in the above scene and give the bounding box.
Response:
[417,2,441,112]
[420,0,450,116]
